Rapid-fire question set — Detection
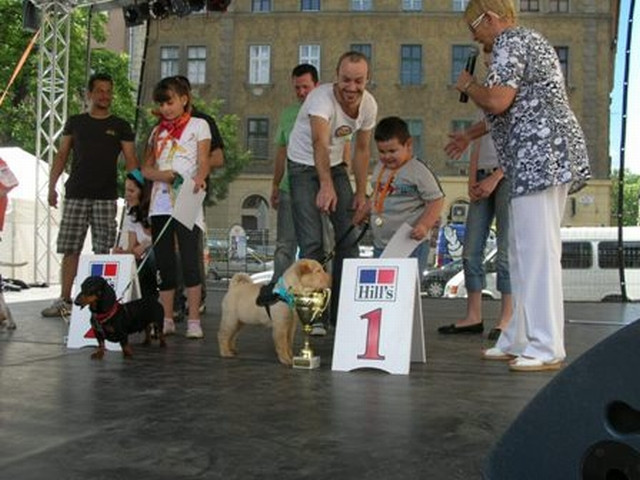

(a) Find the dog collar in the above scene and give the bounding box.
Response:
[94,302,121,323]
[273,276,295,309]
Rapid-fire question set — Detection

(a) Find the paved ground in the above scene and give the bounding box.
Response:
[0,283,637,479]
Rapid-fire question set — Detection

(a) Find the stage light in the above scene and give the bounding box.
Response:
[123,2,150,27]
[206,0,231,12]
[170,0,191,17]
[22,0,40,32]
[150,0,171,19]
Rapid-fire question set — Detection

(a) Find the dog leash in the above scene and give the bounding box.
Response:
[117,216,174,302]
[321,221,369,267]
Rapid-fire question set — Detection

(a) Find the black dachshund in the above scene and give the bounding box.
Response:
[74,275,165,359]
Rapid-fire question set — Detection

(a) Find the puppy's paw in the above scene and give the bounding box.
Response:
[122,345,134,358]
[91,349,105,360]
[219,348,237,358]
[278,355,293,367]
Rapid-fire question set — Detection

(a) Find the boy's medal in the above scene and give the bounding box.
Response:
[373,166,396,228]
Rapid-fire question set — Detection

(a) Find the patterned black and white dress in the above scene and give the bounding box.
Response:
[485,26,591,198]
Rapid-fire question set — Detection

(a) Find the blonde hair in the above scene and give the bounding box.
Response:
[463,0,517,24]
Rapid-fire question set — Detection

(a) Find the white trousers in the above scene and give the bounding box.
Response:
[497,185,569,362]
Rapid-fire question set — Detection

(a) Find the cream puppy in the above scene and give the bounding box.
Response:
[218,259,331,365]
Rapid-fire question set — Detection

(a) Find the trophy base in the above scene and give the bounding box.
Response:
[292,355,321,370]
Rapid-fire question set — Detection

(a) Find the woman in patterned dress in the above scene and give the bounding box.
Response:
[446,0,591,371]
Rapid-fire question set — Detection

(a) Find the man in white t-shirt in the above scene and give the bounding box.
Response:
[287,51,378,332]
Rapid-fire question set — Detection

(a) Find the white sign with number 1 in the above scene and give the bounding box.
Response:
[331,258,426,375]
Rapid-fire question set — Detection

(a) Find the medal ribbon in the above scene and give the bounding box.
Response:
[373,166,397,214]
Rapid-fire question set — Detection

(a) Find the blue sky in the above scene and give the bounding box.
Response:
[610,0,639,173]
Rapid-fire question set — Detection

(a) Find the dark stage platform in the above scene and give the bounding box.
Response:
[0,285,636,479]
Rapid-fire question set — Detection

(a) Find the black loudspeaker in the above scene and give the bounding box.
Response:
[483,320,640,480]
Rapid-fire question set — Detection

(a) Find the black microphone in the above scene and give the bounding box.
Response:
[459,48,479,103]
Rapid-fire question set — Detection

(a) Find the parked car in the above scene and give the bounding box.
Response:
[443,249,499,300]
[421,258,464,297]
[208,243,273,279]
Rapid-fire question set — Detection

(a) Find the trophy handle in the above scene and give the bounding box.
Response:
[321,288,331,314]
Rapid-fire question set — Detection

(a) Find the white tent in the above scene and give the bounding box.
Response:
[0,147,65,284]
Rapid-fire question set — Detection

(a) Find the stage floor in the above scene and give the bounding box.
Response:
[1,285,636,479]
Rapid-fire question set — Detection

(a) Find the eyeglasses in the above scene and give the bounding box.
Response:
[468,12,486,32]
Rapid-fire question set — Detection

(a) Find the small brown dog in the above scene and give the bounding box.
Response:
[218,259,331,365]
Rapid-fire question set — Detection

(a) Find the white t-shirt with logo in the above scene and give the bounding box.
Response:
[148,117,210,230]
[287,83,378,167]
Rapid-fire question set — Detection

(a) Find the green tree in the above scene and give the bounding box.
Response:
[0,1,135,153]
[611,169,640,226]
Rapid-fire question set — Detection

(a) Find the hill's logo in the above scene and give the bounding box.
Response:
[355,266,398,302]
[89,262,120,289]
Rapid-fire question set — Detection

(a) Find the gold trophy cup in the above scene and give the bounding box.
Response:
[292,288,331,369]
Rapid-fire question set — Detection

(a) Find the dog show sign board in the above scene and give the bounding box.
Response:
[66,254,140,351]
[331,258,426,375]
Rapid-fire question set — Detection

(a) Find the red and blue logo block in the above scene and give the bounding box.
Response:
[89,261,120,289]
[355,267,398,302]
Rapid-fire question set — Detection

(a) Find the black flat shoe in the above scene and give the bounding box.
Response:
[488,328,502,341]
[438,323,484,335]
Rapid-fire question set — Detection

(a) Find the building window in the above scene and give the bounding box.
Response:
[160,46,179,78]
[451,45,475,84]
[400,44,422,86]
[350,43,372,61]
[549,0,569,12]
[187,46,206,85]
[554,46,569,84]
[299,44,321,72]
[406,119,423,159]
[402,0,422,11]
[450,120,473,165]
[252,0,271,12]
[301,0,320,11]
[351,0,372,11]
[520,0,539,11]
[452,0,469,11]
[247,118,270,160]
[249,45,271,84]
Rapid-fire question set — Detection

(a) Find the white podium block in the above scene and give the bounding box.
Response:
[66,254,140,351]
[331,258,426,375]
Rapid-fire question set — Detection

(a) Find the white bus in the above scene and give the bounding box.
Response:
[443,227,640,302]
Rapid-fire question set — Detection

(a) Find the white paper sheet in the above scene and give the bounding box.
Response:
[380,222,424,258]
[172,177,205,230]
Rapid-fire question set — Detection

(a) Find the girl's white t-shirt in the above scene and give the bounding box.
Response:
[149,117,210,229]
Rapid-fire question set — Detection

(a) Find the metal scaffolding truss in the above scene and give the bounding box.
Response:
[33,0,72,284]
[30,0,123,283]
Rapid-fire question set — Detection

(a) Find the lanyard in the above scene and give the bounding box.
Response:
[373,166,397,214]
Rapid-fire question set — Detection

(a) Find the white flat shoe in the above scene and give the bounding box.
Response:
[509,356,563,372]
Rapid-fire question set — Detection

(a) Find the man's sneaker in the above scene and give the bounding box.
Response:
[310,323,327,337]
[41,298,72,318]
[163,318,176,335]
[186,320,204,339]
